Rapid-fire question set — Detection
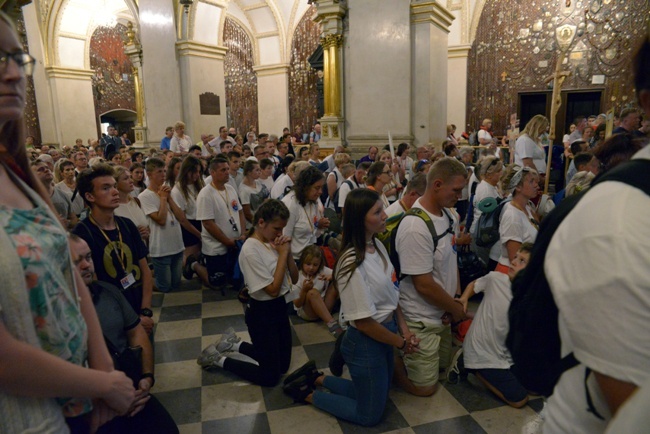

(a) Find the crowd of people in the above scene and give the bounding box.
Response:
[2,8,650,434]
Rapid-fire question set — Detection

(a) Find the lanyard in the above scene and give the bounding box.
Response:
[302,202,318,232]
[88,213,127,272]
[212,182,234,219]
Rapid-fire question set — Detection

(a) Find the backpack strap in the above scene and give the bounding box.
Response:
[406,207,454,253]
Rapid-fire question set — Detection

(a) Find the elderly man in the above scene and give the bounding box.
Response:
[612,108,641,135]
[208,126,236,154]
[359,146,379,164]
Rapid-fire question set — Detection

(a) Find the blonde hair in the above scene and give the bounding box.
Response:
[334,152,350,167]
[174,121,186,131]
[426,157,467,185]
[521,115,549,140]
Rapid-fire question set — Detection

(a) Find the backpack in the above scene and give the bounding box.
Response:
[474,196,511,248]
[506,159,650,397]
[379,207,454,280]
[321,171,338,207]
[464,181,479,232]
[332,180,353,215]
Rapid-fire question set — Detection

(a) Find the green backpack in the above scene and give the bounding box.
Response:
[378,207,454,280]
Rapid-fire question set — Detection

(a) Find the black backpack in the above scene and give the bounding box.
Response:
[506,159,650,397]
[474,197,511,248]
[332,180,353,215]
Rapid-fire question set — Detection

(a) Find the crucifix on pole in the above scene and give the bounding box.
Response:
[541,23,577,194]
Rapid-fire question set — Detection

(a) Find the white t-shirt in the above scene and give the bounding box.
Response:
[271,174,293,199]
[385,200,405,218]
[259,176,274,193]
[543,147,650,433]
[138,189,184,257]
[239,181,270,229]
[337,242,399,326]
[515,134,547,174]
[170,184,198,220]
[463,272,514,370]
[196,183,242,256]
[55,181,85,215]
[282,192,323,260]
[396,198,459,324]
[477,129,493,144]
[170,135,192,154]
[114,198,148,229]
[325,168,344,209]
[239,238,293,302]
[470,180,501,235]
[497,202,538,267]
[292,267,333,311]
[337,177,364,210]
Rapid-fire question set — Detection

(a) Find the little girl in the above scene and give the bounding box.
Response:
[293,245,343,337]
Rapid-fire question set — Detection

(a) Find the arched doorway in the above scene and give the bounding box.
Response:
[99,109,137,144]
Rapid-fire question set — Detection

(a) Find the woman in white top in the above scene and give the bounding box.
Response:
[396,142,414,181]
[282,166,330,260]
[171,156,204,265]
[515,114,549,175]
[283,189,418,426]
[258,158,275,192]
[169,121,192,156]
[239,160,270,229]
[55,158,85,216]
[130,162,147,197]
[469,156,504,269]
[495,165,540,273]
[365,161,391,208]
[113,166,150,244]
[326,152,351,208]
[378,151,402,203]
[197,200,298,387]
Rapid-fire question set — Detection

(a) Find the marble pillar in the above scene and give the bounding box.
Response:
[447,45,471,136]
[176,41,228,140]
[139,0,183,146]
[344,0,413,156]
[45,67,97,146]
[255,64,290,134]
[411,1,454,149]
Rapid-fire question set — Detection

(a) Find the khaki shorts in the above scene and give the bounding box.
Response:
[296,306,318,321]
[402,320,452,387]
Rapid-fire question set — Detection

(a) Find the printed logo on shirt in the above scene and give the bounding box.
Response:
[391,269,399,291]
[230,200,239,212]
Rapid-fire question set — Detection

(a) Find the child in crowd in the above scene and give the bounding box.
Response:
[292,245,343,338]
[456,242,533,408]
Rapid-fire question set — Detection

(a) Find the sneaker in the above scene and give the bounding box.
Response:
[216,327,241,353]
[197,344,224,369]
[282,374,313,403]
[328,330,346,377]
[446,348,465,384]
[283,360,321,386]
[327,320,344,338]
[183,255,197,280]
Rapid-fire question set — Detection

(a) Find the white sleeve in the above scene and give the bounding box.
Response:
[170,186,188,212]
[395,216,434,276]
[282,196,298,237]
[518,136,536,160]
[337,258,377,322]
[170,137,179,153]
[338,183,351,208]
[499,206,525,245]
[472,273,490,295]
[239,245,274,294]
[239,185,252,206]
[138,190,160,216]
[196,191,216,221]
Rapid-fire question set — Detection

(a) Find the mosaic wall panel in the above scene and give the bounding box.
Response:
[224,18,258,135]
[467,0,650,137]
[89,23,136,133]
[289,6,321,134]
[17,11,41,144]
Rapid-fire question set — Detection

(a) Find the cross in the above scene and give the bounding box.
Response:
[501,71,508,82]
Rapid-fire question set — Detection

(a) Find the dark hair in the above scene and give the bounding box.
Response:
[243,159,259,176]
[573,152,594,170]
[282,133,292,142]
[443,143,458,156]
[178,155,204,202]
[570,140,587,156]
[227,151,241,160]
[519,242,534,255]
[396,142,409,156]
[165,157,182,188]
[295,165,324,206]
[188,144,202,153]
[249,199,290,237]
[259,158,274,170]
[592,133,644,173]
[209,156,229,171]
[106,152,118,162]
[298,245,325,275]
[298,146,309,159]
[77,163,115,207]
[334,189,386,292]
[130,162,146,188]
[356,161,372,171]
[365,161,387,186]
[131,151,143,162]
[146,157,165,172]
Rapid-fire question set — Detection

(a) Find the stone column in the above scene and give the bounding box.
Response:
[45,67,96,146]
[447,44,471,136]
[314,0,346,150]
[176,41,228,140]
[254,64,290,134]
[410,1,455,149]
[123,22,148,148]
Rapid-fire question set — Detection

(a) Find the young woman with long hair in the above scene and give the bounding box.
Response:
[171,155,204,266]
[113,165,150,244]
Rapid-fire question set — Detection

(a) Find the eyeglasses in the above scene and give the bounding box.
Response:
[1,50,36,76]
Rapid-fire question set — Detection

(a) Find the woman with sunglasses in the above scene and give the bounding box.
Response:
[495,165,540,273]
[0,12,134,432]
[365,161,392,208]
[469,155,504,269]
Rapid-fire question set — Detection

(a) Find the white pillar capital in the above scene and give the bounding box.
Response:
[410,1,455,33]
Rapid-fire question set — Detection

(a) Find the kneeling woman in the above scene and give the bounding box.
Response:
[198,200,298,387]
[285,189,419,426]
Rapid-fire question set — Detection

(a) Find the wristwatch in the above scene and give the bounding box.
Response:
[140,308,153,317]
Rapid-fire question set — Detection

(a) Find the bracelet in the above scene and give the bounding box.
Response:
[140,373,155,387]
[398,338,407,350]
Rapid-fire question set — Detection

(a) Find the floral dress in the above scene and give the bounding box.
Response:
[0,204,91,417]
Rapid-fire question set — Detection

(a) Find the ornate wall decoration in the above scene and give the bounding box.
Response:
[223,18,258,135]
[289,6,321,133]
[467,0,649,136]
[15,10,41,144]
[89,23,136,131]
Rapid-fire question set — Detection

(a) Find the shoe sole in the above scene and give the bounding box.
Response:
[283,360,317,386]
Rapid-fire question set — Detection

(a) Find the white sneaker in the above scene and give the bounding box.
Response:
[216,327,241,353]
[197,344,223,368]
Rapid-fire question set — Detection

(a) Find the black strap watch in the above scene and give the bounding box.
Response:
[140,308,153,318]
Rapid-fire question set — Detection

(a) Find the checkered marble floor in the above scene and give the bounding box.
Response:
[150,279,545,434]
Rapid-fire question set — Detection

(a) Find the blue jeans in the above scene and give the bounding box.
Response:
[312,319,397,426]
[151,251,183,293]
